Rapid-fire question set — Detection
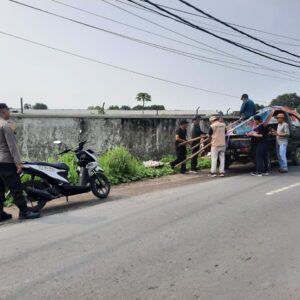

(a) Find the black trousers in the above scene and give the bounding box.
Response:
[0,163,27,213]
[171,147,187,173]
[191,144,200,170]
[255,143,269,173]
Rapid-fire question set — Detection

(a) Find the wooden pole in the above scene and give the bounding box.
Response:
[190,137,209,150]
[178,135,201,147]
[174,142,212,168]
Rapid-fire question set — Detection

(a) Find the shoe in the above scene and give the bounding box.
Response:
[279,169,288,173]
[219,173,225,177]
[19,210,40,220]
[189,170,198,174]
[262,172,269,176]
[0,211,12,222]
[251,172,262,177]
[209,173,217,178]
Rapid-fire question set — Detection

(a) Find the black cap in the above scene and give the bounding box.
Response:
[0,103,9,110]
[192,115,201,121]
[180,119,189,125]
[254,115,262,122]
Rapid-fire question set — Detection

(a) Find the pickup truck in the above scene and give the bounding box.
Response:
[225,106,300,168]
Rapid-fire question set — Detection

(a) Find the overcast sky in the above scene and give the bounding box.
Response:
[1,0,300,111]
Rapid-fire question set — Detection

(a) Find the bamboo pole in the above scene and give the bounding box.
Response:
[178,135,201,147]
[190,137,209,150]
[174,142,212,168]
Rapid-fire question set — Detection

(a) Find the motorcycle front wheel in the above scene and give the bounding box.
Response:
[90,173,111,199]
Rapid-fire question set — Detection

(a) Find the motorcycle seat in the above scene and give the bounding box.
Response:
[31,162,70,171]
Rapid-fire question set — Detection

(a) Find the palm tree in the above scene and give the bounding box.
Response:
[136,92,151,114]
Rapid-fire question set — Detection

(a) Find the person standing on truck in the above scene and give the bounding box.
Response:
[272,113,290,173]
[190,116,206,173]
[240,94,256,120]
[170,119,189,174]
[0,103,40,221]
[208,116,226,177]
[247,115,269,176]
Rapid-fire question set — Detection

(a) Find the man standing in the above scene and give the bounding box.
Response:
[208,116,226,177]
[0,103,40,221]
[247,115,269,176]
[240,94,256,120]
[190,116,206,173]
[272,113,290,173]
[170,119,189,174]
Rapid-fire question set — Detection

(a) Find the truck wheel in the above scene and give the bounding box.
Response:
[293,147,300,165]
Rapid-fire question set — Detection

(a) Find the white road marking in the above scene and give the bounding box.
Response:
[266,182,300,196]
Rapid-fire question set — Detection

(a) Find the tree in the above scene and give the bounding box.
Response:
[255,104,265,111]
[108,105,120,110]
[132,105,144,110]
[271,93,300,108]
[32,103,48,110]
[149,105,165,110]
[120,105,131,110]
[136,92,151,113]
[24,103,32,109]
[88,102,105,115]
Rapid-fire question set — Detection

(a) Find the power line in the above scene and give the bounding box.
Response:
[51,0,300,78]
[156,3,300,43]
[130,0,300,65]
[10,0,300,81]
[129,0,300,68]
[113,0,300,47]
[101,0,300,75]
[0,30,245,101]
[178,0,300,59]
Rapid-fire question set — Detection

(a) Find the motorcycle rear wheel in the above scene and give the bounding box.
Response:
[90,173,111,199]
[21,180,47,212]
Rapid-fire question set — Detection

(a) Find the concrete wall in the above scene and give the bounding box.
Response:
[11,115,237,160]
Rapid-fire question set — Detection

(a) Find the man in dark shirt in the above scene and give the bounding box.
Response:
[0,103,40,221]
[246,115,269,176]
[190,116,206,172]
[170,119,189,174]
[240,94,256,120]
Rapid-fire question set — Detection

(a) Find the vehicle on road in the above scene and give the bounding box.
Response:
[21,140,110,211]
[225,106,300,168]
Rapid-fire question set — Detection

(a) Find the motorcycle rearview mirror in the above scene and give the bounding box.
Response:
[53,140,62,145]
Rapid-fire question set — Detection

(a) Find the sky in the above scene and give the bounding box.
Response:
[1,0,300,112]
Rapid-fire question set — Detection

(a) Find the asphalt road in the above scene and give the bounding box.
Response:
[1,168,300,300]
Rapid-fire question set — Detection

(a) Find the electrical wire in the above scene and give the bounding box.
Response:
[177,0,300,59]
[128,0,300,68]
[113,0,300,47]
[51,0,300,78]
[9,0,300,81]
[0,30,245,101]
[100,0,300,75]
[156,3,300,43]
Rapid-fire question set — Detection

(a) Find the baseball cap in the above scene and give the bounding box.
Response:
[180,119,189,125]
[0,103,9,110]
[209,116,218,122]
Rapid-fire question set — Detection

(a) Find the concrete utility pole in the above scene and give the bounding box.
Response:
[20,97,24,114]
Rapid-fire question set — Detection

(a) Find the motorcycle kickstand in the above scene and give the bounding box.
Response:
[66,196,69,203]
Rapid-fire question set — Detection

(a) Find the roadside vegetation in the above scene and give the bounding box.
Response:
[4,147,211,207]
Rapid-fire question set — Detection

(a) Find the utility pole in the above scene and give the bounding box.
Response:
[20,97,24,114]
